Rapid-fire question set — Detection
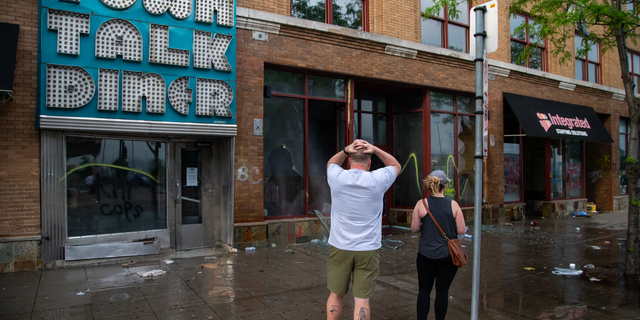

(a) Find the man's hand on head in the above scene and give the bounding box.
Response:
[352,140,375,154]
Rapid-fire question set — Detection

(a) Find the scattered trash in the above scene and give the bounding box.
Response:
[411,235,418,238]
[381,239,404,250]
[230,248,237,253]
[323,235,328,242]
[531,221,538,226]
[137,269,167,277]
[534,227,540,230]
[465,227,469,233]
[464,234,473,239]
[552,267,583,276]
[569,263,576,270]
[575,228,580,231]
[204,256,217,260]
[583,264,595,269]
[310,239,319,243]
[271,243,276,247]
[198,264,217,270]
[121,261,136,267]
[245,247,256,252]
[573,211,589,217]
[76,292,85,296]
[285,249,295,253]
[589,277,601,282]
[590,246,602,250]
[162,260,174,264]
[523,267,535,271]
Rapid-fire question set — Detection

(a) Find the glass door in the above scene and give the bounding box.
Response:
[174,143,214,250]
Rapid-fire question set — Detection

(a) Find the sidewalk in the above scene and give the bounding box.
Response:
[1,212,639,320]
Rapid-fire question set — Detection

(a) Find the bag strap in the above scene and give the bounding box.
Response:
[421,198,450,240]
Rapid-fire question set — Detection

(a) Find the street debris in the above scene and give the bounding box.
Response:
[271,243,277,247]
[162,260,174,264]
[552,267,583,276]
[589,277,601,282]
[583,264,595,269]
[531,221,538,226]
[573,211,589,217]
[523,267,535,271]
[590,246,602,250]
[285,249,295,253]
[137,269,167,277]
[121,261,136,267]
[198,263,217,270]
[76,291,86,296]
[204,256,217,260]
[230,248,237,253]
[381,239,404,250]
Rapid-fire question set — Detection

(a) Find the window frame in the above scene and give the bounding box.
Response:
[628,51,640,94]
[620,118,630,195]
[510,13,547,71]
[290,0,369,31]
[420,0,471,53]
[575,33,601,84]
[264,67,348,220]
[425,91,476,208]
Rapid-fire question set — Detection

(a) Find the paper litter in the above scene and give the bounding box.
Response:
[551,267,583,276]
[162,260,174,264]
[137,269,167,277]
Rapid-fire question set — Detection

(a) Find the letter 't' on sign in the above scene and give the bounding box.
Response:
[47,9,90,55]
[149,24,190,66]
[169,77,192,115]
[144,0,192,20]
[122,71,166,113]
[100,0,137,10]
[196,0,234,27]
[98,69,120,111]
[95,19,143,62]
[193,31,232,71]
[46,64,95,109]
[196,78,233,117]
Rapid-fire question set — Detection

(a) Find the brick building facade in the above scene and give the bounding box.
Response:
[0,0,633,271]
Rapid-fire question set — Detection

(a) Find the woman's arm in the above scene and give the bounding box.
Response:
[411,199,423,233]
[452,201,466,235]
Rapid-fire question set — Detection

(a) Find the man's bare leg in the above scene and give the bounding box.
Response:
[327,292,344,320]
[353,297,370,320]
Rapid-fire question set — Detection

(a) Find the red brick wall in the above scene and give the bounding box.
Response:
[234,23,627,222]
[0,0,41,238]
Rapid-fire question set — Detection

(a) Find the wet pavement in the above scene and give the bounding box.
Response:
[1,211,640,320]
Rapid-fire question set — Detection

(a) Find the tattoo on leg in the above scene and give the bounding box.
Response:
[329,305,339,314]
[358,307,369,320]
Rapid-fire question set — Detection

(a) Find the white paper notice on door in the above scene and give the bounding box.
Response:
[186,167,198,186]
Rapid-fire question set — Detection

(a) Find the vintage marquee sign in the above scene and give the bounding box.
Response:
[39,0,236,124]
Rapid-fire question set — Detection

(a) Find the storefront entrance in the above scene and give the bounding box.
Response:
[173,142,216,250]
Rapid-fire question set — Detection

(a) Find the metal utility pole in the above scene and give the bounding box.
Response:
[471,5,486,320]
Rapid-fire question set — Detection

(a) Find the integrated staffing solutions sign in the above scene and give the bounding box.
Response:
[39,0,236,124]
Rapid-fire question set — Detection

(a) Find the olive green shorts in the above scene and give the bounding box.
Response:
[327,246,380,299]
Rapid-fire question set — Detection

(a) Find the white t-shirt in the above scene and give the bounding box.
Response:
[327,164,397,251]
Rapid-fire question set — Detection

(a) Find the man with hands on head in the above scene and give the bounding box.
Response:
[325,139,401,320]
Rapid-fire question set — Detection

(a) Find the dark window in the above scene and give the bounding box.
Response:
[620,118,629,195]
[575,34,600,84]
[292,0,366,31]
[510,14,545,70]
[65,137,167,237]
[429,93,476,205]
[420,0,469,52]
[393,92,423,207]
[628,51,640,93]
[264,69,347,218]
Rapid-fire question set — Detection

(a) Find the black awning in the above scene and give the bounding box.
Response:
[504,93,613,143]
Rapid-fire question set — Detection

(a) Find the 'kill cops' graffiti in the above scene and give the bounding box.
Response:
[40,0,236,123]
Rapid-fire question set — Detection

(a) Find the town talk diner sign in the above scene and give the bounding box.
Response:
[40,0,237,124]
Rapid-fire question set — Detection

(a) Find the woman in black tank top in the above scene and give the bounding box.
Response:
[410,170,467,320]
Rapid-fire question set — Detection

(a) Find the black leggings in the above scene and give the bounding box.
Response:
[416,253,458,320]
